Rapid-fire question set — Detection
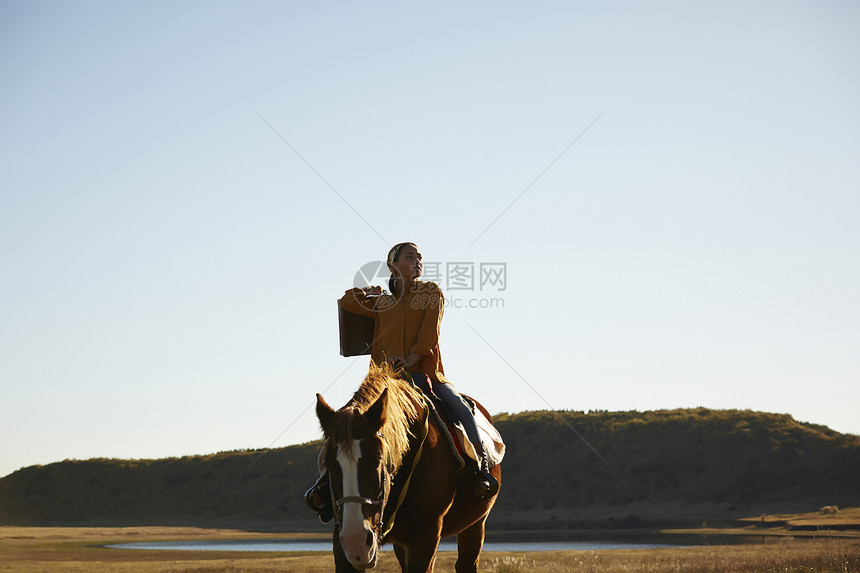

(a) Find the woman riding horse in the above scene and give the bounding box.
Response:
[307,242,498,522]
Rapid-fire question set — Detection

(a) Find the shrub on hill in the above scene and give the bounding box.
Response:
[1,409,857,526]
[494,408,859,511]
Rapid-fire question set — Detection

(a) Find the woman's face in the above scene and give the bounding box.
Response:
[392,244,423,281]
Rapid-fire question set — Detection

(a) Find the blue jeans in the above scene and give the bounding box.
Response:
[410,372,484,457]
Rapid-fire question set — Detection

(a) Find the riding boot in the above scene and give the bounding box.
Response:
[473,453,499,500]
[304,472,334,523]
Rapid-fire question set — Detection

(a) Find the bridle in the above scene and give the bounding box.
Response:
[331,435,391,539]
[330,396,431,543]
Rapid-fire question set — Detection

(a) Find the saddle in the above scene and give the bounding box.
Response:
[417,384,505,473]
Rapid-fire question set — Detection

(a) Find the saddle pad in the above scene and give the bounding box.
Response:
[429,396,505,471]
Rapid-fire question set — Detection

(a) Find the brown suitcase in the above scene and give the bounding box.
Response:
[338,300,375,356]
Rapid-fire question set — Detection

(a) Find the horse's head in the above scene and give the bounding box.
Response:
[316,388,389,570]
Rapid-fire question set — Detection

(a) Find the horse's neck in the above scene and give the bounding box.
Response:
[392,396,430,475]
[383,398,434,529]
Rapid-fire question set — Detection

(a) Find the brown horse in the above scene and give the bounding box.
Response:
[315,365,501,572]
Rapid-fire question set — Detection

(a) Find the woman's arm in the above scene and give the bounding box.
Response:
[339,286,382,318]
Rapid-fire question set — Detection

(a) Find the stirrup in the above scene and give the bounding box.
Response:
[474,466,499,500]
[304,478,334,523]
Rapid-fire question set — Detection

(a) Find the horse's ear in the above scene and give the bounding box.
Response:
[316,393,335,433]
[364,388,388,433]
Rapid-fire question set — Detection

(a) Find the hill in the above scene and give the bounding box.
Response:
[1,408,858,529]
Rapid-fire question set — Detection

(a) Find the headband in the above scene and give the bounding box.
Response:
[387,243,408,265]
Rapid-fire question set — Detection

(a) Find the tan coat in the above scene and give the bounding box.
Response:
[339,280,449,384]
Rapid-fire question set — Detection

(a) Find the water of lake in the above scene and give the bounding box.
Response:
[109,535,731,553]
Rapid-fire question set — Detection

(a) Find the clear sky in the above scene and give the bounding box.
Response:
[2,1,858,479]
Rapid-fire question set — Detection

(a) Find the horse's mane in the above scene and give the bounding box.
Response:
[328,364,424,472]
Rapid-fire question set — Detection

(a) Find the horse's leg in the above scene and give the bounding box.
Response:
[393,542,408,572]
[404,530,442,573]
[454,516,487,573]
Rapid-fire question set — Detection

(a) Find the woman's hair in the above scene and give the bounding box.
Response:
[387,242,417,294]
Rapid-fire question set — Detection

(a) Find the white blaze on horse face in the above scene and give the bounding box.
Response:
[337,440,376,567]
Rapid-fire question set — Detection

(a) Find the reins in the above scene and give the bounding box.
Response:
[378,396,430,541]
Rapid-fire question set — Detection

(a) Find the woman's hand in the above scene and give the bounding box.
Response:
[344,285,383,296]
[404,354,421,370]
[389,354,421,370]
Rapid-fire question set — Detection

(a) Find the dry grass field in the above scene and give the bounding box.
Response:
[1,525,858,573]
[738,506,860,530]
